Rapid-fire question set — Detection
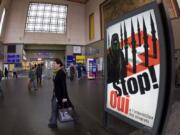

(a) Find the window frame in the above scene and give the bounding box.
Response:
[25,2,68,34]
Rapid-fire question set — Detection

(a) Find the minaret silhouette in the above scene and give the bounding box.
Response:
[137,18,141,47]
[124,22,128,65]
[131,20,137,73]
[120,23,127,78]
[150,13,157,58]
[107,33,110,48]
[143,17,149,67]
[120,24,123,49]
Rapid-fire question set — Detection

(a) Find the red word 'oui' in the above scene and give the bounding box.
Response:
[110,91,129,114]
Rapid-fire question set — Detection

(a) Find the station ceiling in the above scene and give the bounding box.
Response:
[67,0,89,4]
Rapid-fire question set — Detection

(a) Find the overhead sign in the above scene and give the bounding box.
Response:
[105,2,174,135]
[76,55,85,64]
[67,55,75,65]
[6,54,21,63]
[73,46,81,54]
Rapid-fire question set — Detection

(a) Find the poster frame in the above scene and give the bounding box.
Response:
[104,2,175,135]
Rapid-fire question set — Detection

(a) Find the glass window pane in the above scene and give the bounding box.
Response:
[42,25,49,31]
[58,19,63,25]
[29,11,36,16]
[31,4,38,10]
[51,19,57,24]
[36,11,43,17]
[52,5,58,12]
[45,4,51,11]
[52,12,58,18]
[58,27,63,31]
[35,24,42,31]
[27,17,36,23]
[38,4,44,11]
[27,24,34,31]
[50,25,56,32]
[44,11,50,17]
[44,18,50,24]
[36,18,43,23]
[59,13,65,18]
[50,25,56,29]
[59,6,65,12]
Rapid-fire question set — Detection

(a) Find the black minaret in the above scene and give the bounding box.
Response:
[143,17,149,67]
[107,33,110,47]
[137,18,141,47]
[131,20,137,73]
[150,13,157,58]
[120,24,123,49]
[124,22,128,65]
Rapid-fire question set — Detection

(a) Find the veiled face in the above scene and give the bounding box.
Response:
[112,39,119,51]
[111,33,120,52]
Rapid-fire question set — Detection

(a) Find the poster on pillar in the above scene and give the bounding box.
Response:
[105,2,171,134]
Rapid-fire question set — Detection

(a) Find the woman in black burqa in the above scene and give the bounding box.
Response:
[48,58,73,128]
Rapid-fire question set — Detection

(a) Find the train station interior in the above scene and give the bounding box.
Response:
[0,0,180,135]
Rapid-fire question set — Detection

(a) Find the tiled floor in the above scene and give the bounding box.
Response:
[0,77,136,135]
[1,76,179,135]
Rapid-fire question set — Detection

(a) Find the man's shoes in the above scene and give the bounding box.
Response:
[48,123,57,129]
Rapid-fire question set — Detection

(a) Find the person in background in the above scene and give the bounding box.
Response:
[70,64,75,81]
[36,64,43,87]
[13,68,18,78]
[28,66,37,91]
[77,64,82,80]
[48,58,74,129]
[34,64,37,69]
[82,65,86,78]
[4,67,8,79]
[66,66,70,79]
[0,68,4,97]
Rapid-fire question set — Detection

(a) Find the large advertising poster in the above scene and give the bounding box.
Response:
[105,2,171,133]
